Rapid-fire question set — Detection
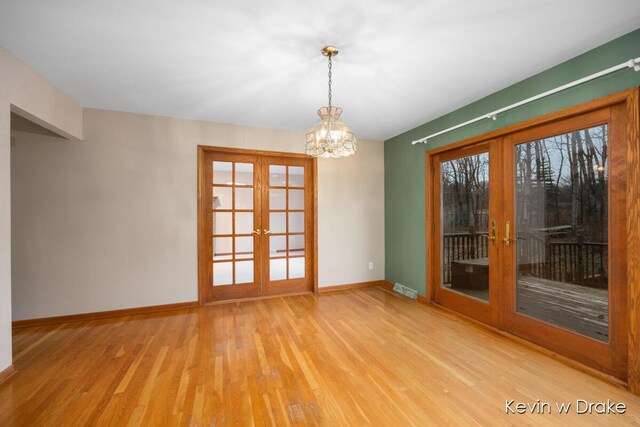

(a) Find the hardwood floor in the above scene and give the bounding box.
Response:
[2,286,640,425]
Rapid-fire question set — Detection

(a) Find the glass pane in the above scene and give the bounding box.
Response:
[235,163,253,186]
[270,235,286,257]
[269,189,286,210]
[235,261,254,284]
[213,186,232,209]
[235,236,253,259]
[213,262,233,286]
[213,212,232,235]
[269,165,286,186]
[515,125,609,342]
[289,257,305,279]
[269,212,286,233]
[212,237,232,261]
[270,258,286,281]
[213,161,233,185]
[235,212,253,235]
[289,234,305,256]
[288,189,304,210]
[441,152,490,302]
[235,187,253,209]
[289,212,304,233]
[289,166,304,187]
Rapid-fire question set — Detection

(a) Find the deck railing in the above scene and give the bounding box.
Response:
[442,232,489,284]
[442,232,607,287]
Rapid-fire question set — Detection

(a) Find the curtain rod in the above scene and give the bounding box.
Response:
[411,56,640,145]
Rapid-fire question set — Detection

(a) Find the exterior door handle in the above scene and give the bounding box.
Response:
[252,229,261,235]
[490,220,497,243]
[263,229,271,235]
[481,220,497,244]
[503,221,512,246]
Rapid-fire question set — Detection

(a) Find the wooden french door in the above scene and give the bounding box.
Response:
[432,140,502,327]
[429,97,633,380]
[501,104,628,379]
[199,147,315,303]
[260,156,314,296]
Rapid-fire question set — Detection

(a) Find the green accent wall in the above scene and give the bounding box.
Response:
[384,28,640,295]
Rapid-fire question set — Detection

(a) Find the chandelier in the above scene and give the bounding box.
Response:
[305,46,356,158]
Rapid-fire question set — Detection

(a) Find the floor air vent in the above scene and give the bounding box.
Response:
[393,283,417,299]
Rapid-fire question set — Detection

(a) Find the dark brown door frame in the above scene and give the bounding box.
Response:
[425,88,640,391]
[198,145,318,304]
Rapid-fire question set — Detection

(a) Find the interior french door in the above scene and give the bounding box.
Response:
[429,101,630,379]
[261,156,314,296]
[199,148,315,303]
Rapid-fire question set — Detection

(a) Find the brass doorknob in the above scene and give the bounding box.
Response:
[263,229,271,235]
[252,229,261,235]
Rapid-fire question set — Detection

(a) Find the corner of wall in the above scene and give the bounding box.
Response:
[0,44,84,371]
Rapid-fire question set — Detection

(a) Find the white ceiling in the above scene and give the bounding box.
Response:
[0,1,639,141]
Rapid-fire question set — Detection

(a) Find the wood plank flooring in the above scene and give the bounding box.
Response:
[2,286,640,425]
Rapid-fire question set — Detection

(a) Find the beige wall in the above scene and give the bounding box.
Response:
[0,45,83,372]
[11,108,385,320]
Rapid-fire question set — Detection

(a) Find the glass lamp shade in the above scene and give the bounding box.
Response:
[305,106,356,158]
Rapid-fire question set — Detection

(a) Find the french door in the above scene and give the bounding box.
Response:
[430,101,630,379]
[502,105,627,379]
[432,141,502,327]
[260,156,314,296]
[198,147,315,303]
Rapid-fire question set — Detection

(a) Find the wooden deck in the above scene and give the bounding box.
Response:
[1,286,637,425]
[445,275,608,341]
[518,276,608,341]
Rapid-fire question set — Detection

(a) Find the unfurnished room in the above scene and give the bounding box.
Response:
[1,1,640,425]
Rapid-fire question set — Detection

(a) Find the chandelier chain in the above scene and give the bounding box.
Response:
[327,55,332,110]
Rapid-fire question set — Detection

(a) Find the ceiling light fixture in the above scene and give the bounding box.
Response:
[305,46,356,158]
